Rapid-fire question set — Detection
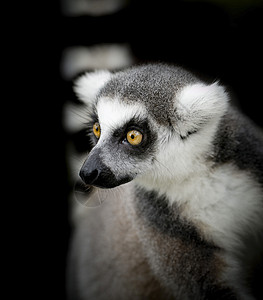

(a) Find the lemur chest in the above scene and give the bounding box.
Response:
[132,184,236,298]
[136,164,262,252]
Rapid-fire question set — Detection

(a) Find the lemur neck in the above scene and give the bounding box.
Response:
[134,164,209,206]
[134,163,263,255]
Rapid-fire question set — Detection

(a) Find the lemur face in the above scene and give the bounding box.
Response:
[79,98,158,188]
[67,64,229,188]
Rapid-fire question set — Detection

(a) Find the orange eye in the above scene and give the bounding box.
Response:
[93,122,101,139]
[127,130,143,146]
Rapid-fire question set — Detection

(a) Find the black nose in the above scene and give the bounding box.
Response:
[79,167,99,185]
[79,157,116,188]
[78,149,115,188]
[79,149,133,189]
[79,149,102,185]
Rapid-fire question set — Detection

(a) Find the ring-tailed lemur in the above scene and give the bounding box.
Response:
[65,63,263,300]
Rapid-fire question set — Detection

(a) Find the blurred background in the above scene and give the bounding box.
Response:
[46,0,263,299]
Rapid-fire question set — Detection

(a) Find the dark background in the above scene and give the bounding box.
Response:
[23,0,262,299]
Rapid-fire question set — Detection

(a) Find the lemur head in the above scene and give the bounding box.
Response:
[68,63,229,189]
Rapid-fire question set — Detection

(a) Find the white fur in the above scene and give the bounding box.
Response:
[136,121,263,299]
[96,97,147,137]
[135,95,263,253]
[139,164,263,252]
[138,117,219,186]
[134,83,262,297]
[137,139,263,298]
[175,82,229,136]
[74,70,112,105]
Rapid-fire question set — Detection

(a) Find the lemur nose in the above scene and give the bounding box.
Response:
[79,168,100,185]
[79,148,132,189]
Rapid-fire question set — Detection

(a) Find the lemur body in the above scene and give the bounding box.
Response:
[65,64,263,299]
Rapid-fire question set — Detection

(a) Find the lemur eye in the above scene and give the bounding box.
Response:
[127,130,143,146]
[93,122,101,139]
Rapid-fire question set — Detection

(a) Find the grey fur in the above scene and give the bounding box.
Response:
[98,63,199,125]
[66,63,263,300]
[67,185,237,300]
[212,106,263,184]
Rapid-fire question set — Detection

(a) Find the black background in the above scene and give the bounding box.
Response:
[18,0,263,299]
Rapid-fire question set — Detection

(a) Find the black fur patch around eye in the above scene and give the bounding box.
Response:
[112,117,157,158]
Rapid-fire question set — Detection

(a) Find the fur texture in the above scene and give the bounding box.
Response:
[65,63,263,299]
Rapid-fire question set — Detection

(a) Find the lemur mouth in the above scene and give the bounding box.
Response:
[74,180,93,194]
[73,179,132,208]
[73,180,100,207]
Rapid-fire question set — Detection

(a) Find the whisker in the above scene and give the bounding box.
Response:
[69,105,92,123]
[96,189,103,206]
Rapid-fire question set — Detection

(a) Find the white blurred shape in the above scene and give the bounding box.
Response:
[61,44,135,80]
[61,0,130,16]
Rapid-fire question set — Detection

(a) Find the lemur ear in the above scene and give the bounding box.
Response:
[74,70,112,105]
[175,82,229,138]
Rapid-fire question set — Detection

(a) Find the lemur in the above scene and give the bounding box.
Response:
[64,63,263,300]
